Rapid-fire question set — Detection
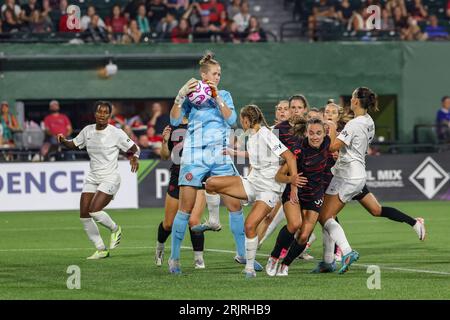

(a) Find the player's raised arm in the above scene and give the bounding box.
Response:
[170,78,197,125]
[326,119,344,152]
[160,125,172,160]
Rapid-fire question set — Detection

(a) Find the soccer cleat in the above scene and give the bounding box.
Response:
[335,246,342,263]
[155,244,164,267]
[110,225,122,250]
[234,255,263,272]
[194,257,206,269]
[338,250,360,274]
[311,261,336,273]
[168,259,182,274]
[191,220,222,233]
[413,218,426,241]
[299,249,315,261]
[243,268,256,278]
[86,249,110,260]
[265,257,279,276]
[276,264,289,276]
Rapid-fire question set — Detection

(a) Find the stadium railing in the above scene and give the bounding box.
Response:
[413,123,450,144]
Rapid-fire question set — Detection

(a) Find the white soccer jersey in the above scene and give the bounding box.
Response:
[73,124,135,182]
[246,126,288,193]
[332,114,375,179]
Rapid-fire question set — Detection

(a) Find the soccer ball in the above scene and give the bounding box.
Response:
[187,81,212,106]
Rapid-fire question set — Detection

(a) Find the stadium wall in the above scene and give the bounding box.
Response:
[138,152,450,207]
[0,161,138,211]
[1,42,449,142]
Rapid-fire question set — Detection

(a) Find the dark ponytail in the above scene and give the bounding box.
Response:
[355,87,379,112]
[290,117,308,138]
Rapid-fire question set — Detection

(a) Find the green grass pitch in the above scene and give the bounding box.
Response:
[0,201,449,300]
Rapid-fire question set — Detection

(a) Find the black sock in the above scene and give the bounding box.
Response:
[334,217,340,253]
[157,222,171,243]
[282,241,308,266]
[270,225,295,258]
[189,227,204,252]
[381,207,416,227]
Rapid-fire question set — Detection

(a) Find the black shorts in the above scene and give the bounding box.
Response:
[167,169,207,200]
[281,186,323,214]
[167,169,181,199]
[300,198,323,214]
[351,184,370,201]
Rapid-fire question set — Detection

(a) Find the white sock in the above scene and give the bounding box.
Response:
[194,251,203,260]
[205,192,221,225]
[307,232,317,247]
[80,218,106,251]
[322,226,335,264]
[324,219,352,256]
[245,236,258,271]
[259,206,285,246]
[90,211,117,232]
[157,241,164,250]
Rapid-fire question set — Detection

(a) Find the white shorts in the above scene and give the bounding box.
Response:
[82,173,121,197]
[325,176,366,203]
[240,177,280,208]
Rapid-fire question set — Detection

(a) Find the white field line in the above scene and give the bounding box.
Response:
[0,245,449,276]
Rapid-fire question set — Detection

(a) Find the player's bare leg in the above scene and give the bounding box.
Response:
[257,201,283,248]
[243,201,273,277]
[318,194,358,273]
[79,192,108,259]
[359,193,425,240]
[88,191,121,251]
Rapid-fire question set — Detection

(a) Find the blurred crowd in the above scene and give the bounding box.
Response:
[0,0,268,43]
[292,0,450,41]
[0,99,172,160]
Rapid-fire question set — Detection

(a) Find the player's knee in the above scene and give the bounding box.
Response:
[287,220,301,233]
[226,201,241,212]
[205,177,217,193]
[88,210,101,217]
[80,210,90,218]
[298,232,309,244]
[244,221,256,236]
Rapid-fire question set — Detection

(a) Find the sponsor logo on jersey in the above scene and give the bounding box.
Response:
[272,144,282,152]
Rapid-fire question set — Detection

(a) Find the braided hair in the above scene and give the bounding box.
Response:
[240,104,269,129]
